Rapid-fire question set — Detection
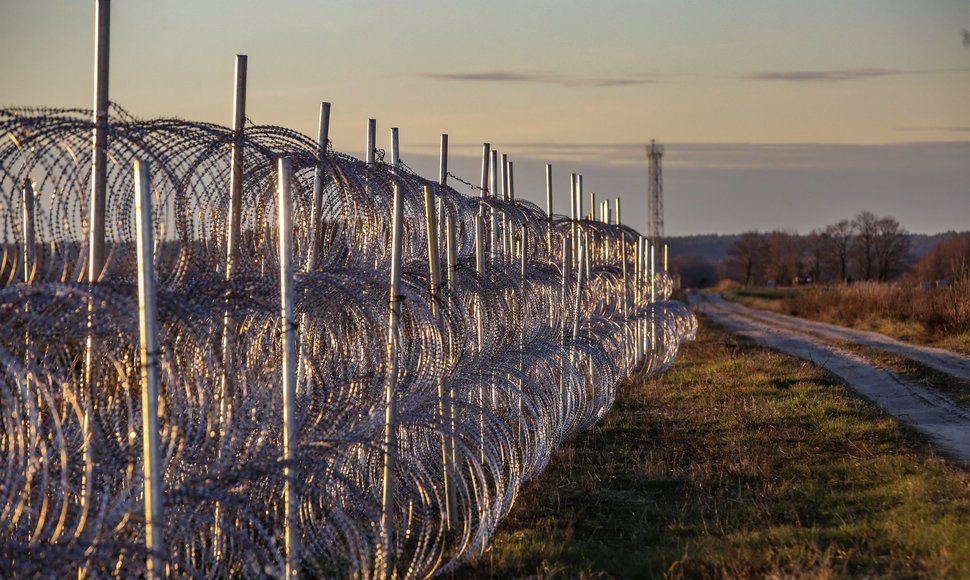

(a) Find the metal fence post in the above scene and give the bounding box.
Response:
[278,158,299,578]
[226,54,247,279]
[379,183,405,577]
[307,101,330,271]
[22,178,35,284]
[134,159,164,579]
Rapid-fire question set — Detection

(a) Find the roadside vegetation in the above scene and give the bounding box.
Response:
[720,281,970,356]
[707,227,970,355]
[459,320,970,578]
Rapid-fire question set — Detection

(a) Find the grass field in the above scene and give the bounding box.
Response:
[457,318,970,579]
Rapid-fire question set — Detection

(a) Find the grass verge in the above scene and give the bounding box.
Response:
[457,318,970,579]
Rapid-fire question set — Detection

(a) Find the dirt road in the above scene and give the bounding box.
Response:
[687,291,970,464]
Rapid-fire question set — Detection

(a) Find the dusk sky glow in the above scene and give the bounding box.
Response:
[2,0,968,235]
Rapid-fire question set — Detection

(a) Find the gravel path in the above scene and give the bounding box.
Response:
[686,291,970,464]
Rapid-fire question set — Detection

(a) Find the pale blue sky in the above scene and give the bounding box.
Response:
[2,0,968,234]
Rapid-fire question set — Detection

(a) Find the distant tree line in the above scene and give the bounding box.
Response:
[669,211,970,288]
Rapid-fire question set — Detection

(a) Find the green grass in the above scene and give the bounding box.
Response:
[848,344,970,411]
[456,319,970,579]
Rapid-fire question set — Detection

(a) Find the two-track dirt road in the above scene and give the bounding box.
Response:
[687,291,970,464]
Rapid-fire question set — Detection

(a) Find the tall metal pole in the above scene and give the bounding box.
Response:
[507,160,515,200]
[134,159,164,579]
[444,214,458,476]
[479,143,490,198]
[424,186,456,528]
[647,139,665,248]
[89,0,110,283]
[480,144,491,264]
[22,178,35,284]
[439,134,448,187]
[545,164,553,255]
[380,184,405,577]
[506,160,515,262]
[307,102,330,271]
[474,212,486,460]
[569,173,576,222]
[501,154,510,201]
[82,4,111,550]
[575,175,583,220]
[226,54,247,279]
[545,165,553,219]
[560,237,572,424]
[367,119,377,164]
[390,127,400,168]
[650,242,657,356]
[518,222,527,443]
[575,175,583,267]
[489,149,499,261]
[277,158,299,578]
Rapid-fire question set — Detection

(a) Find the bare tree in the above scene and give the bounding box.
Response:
[873,215,910,281]
[765,229,803,284]
[824,219,854,283]
[852,211,880,281]
[726,231,766,286]
[805,230,826,282]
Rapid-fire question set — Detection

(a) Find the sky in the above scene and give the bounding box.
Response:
[2,0,968,236]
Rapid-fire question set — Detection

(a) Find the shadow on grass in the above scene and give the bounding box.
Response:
[455,319,970,579]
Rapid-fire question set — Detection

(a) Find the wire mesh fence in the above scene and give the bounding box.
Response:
[0,106,696,577]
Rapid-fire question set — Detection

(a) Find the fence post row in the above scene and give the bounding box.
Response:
[40,12,684,568]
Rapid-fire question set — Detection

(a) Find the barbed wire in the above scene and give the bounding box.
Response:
[0,106,696,578]
[446,171,486,193]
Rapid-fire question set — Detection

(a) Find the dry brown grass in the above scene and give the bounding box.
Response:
[726,281,970,355]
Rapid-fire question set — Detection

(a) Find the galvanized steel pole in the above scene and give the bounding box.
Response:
[545,164,553,219]
[390,127,400,168]
[226,54,247,279]
[367,119,377,164]
[277,158,299,578]
[307,102,330,271]
[439,134,448,186]
[134,159,164,579]
[22,178,34,284]
[423,186,456,528]
[380,184,405,577]
[89,0,110,283]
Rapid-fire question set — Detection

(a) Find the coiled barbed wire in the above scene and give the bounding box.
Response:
[0,106,696,578]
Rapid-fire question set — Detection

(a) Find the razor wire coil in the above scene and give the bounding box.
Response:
[0,106,696,578]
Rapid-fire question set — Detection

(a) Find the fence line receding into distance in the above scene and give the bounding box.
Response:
[0,105,696,578]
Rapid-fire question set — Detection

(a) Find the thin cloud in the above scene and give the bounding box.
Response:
[896,126,970,133]
[416,71,657,87]
[744,68,916,82]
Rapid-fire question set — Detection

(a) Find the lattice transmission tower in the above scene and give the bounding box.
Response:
[646,139,664,246]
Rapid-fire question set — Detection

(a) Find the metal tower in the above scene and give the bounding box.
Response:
[646,139,664,246]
